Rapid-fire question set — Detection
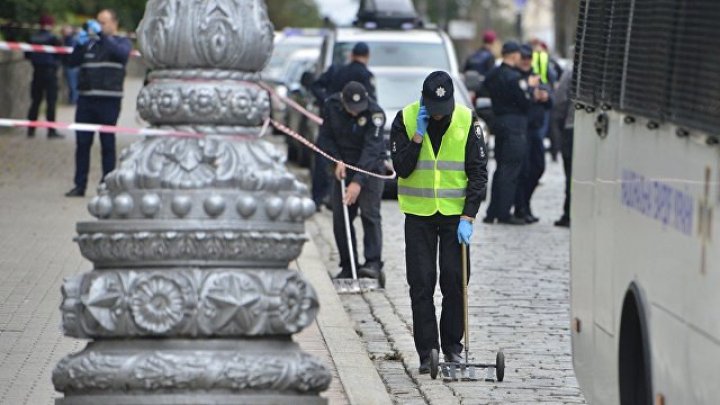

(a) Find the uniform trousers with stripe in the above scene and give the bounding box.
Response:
[405,213,469,362]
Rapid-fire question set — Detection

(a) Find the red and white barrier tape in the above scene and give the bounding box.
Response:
[0,41,141,57]
[0,20,137,39]
[270,119,396,180]
[0,117,395,180]
[0,118,260,140]
[258,81,324,126]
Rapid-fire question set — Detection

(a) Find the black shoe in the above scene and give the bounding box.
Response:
[65,187,85,197]
[444,352,463,363]
[482,216,496,224]
[418,358,431,374]
[27,129,35,138]
[525,215,539,223]
[357,261,383,279]
[498,216,527,225]
[332,269,354,279]
[554,217,570,227]
[47,131,64,139]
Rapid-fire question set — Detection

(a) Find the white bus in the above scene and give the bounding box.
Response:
[570,1,719,404]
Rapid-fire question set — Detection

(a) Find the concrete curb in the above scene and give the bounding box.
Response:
[296,237,393,405]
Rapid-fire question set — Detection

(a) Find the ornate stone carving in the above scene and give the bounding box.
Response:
[55,0,330,402]
[61,269,318,338]
[148,69,260,81]
[75,229,307,267]
[137,79,271,125]
[137,0,274,71]
[53,348,331,393]
[105,137,299,191]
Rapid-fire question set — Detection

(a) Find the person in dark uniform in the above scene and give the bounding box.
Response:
[483,41,537,225]
[464,29,497,77]
[514,44,553,223]
[391,71,488,373]
[553,66,574,227]
[26,15,62,139]
[61,25,79,105]
[65,10,132,197]
[311,42,376,105]
[310,42,377,210]
[319,81,387,279]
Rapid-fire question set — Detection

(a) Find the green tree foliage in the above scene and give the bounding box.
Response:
[0,0,323,35]
[266,0,323,29]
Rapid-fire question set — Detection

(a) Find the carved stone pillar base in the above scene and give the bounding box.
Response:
[53,1,331,402]
[54,340,329,405]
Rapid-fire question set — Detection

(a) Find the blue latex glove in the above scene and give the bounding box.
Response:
[85,19,102,36]
[76,30,89,46]
[457,219,473,245]
[415,105,429,136]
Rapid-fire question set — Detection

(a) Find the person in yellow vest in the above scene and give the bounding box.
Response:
[390,71,488,374]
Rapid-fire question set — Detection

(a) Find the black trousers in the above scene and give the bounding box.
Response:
[332,176,384,273]
[311,151,331,206]
[405,214,469,361]
[561,128,574,219]
[515,125,546,216]
[73,96,122,191]
[486,114,528,220]
[27,66,58,134]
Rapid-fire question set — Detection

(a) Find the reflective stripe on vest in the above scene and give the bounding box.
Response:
[532,51,549,84]
[397,101,472,216]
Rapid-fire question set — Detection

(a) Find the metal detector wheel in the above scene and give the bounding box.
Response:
[496,351,505,382]
[429,349,439,379]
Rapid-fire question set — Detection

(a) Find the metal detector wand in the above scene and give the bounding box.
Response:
[340,178,358,281]
[462,243,469,365]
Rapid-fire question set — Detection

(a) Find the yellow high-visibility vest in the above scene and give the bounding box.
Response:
[397,101,472,216]
[532,51,550,84]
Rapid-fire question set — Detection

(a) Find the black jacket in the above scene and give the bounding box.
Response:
[67,34,132,97]
[318,94,386,187]
[518,68,554,130]
[483,63,532,116]
[26,30,60,67]
[390,106,488,218]
[311,61,376,108]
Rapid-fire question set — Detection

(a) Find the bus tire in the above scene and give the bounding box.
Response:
[619,283,652,405]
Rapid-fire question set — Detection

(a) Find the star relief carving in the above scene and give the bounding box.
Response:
[202,274,262,331]
[82,274,125,331]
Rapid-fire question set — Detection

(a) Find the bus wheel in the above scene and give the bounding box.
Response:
[619,284,652,405]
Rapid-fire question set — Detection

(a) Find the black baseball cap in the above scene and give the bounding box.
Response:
[501,40,521,55]
[341,81,369,114]
[421,71,454,116]
[352,42,370,56]
[520,44,533,58]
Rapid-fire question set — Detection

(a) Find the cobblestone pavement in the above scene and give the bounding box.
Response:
[309,158,587,404]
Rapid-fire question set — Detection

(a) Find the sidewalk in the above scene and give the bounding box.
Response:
[0,78,390,404]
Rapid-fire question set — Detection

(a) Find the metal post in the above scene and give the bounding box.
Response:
[52,1,330,404]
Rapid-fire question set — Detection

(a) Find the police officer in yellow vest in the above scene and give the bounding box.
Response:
[390,71,488,373]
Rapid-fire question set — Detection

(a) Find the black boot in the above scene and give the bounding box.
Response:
[65,187,85,197]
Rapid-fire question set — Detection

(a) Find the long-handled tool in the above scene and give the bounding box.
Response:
[430,243,505,382]
[332,178,382,294]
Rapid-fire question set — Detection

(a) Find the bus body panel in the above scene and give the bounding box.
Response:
[572,109,720,404]
[571,110,601,402]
